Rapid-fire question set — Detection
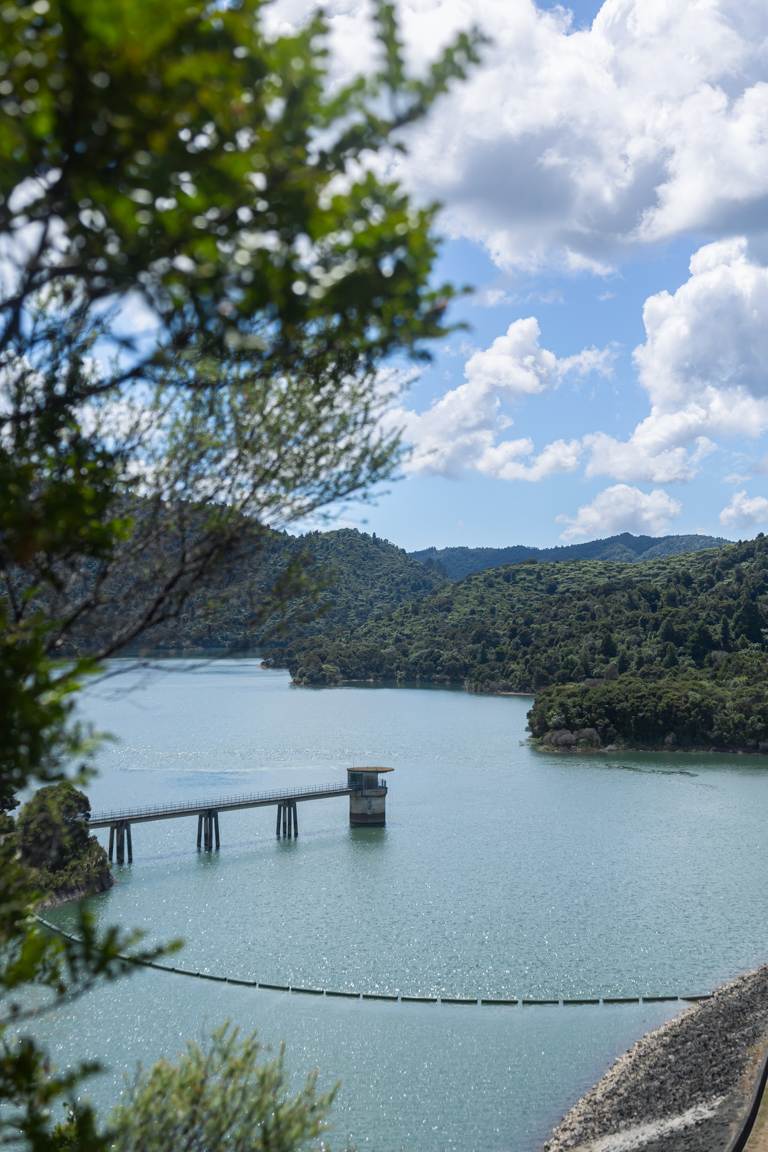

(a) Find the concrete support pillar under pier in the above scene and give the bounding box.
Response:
[276,801,299,839]
[198,810,219,852]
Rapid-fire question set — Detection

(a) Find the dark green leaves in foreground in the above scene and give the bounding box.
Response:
[1,1,481,1148]
[1,0,483,372]
[106,1026,344,1152]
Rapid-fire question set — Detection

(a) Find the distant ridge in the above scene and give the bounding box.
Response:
[410,532,729,581]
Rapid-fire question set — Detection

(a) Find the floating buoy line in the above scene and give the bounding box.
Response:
[35,917,713,1008]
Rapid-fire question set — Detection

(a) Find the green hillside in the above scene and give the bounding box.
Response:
[85,527,448,657]
[66,524,727,666]
[283,535,768,752]
[410,532,727,580]
[257,529,446,665]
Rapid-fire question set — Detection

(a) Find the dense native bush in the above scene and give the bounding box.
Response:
[410,531,726,580]
[282,536,768,690]
[273,535,768,750]
[14,783,112,902]
[16,783,91,873]
[528,653,768,751]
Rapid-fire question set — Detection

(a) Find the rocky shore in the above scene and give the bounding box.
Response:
[544,966,768,1152]
[36,867,113,910]
[535,726,768,756]
[538,727,604,751]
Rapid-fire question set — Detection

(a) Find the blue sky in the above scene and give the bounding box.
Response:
[366,235,709,550]
[278,0,768,551]
[537,0,604,28]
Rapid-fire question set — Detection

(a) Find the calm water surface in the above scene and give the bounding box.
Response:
[38,660,768,1150]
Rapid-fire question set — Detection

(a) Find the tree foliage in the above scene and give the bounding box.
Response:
[2,0,483,778]
[410,532,726,581]
[528,651,768,751]
[16,782,90,872]
[274,534,768,750]
[0,1,480,1147]
[106,1027,345,1152]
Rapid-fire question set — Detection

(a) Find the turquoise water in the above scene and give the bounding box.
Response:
[37,660,768,1150]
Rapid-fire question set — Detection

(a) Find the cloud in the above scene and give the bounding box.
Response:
[557,484,682,541]
[720,490,768,528]
[476,287,517,308]
[464,318,562,395]
[389,235,768,489]
[584,430,716,484]
[464,317,613,395]
[271,0,768,270]
[265,3,768,490]
[475,286,564,308]
[582,236,768,481]
[636,238,768,410]
[388,317,614,476]
[477,436,583,481]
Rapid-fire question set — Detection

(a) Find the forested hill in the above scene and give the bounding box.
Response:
[286,537,764,690]
[116,528,447,655]
[80,524,724,656]
[256,529,446,662]
[410,532,728,581]
[284,535,768,752]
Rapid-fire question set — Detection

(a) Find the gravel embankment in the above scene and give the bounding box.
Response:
[544,966,768,1152]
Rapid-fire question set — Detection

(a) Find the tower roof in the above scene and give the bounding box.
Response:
[347,766,394,773]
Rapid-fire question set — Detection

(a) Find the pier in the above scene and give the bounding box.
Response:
[89,768,393,863]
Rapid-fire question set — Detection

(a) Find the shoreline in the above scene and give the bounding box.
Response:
[33,850,114,910]
[292,672,768,755]
[534,741,768,758]
[36,871,113,910]
[105,654,768,757]
[543,965,768,1152]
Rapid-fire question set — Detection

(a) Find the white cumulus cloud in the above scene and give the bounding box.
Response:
[557,484,682,541]
[268,2,768,495]
[477,436,584,482]
[270,0,768,270]
[636,237,768,410]
[720,490,768,528]
[583,236,768,482]
[389,235,768,490]
[388,317,614,477]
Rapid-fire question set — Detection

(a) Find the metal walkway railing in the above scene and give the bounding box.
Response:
[89,782,356,827]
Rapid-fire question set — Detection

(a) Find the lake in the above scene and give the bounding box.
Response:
[38,659,768,1150]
